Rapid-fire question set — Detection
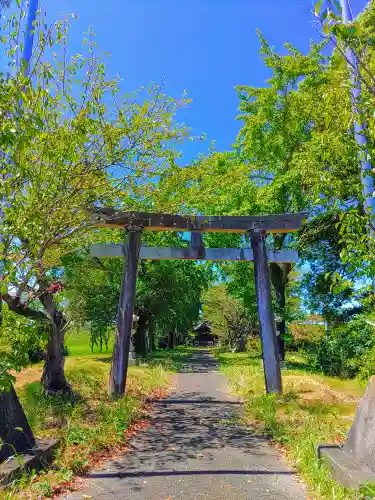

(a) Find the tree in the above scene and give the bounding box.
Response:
[297,211,364,326]
[153,26,365,360]
[313,1,375,280]
[203,284,257,350]
[63,231,213,357]
[136,258,212,353]
[0,8,192,392]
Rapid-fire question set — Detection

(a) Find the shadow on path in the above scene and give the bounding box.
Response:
[86,469,296,479]
[64,350,306,500]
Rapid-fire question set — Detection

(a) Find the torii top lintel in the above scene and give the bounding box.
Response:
[92,209,308,234]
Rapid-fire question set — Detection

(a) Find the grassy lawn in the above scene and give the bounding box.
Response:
[65,330,114,356]
[4,339,192,499]
[216,350,372,500]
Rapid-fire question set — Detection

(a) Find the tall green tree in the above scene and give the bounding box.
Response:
[0,8,191,392]
[150,26,369,355]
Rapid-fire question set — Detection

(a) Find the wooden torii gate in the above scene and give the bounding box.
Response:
[90,209,307,397]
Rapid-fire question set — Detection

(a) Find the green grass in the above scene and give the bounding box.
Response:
[149,346,195,371]
[65,329,114,356]
[4,332,194,498]
[216,350,370,500]
[6,354,171,499]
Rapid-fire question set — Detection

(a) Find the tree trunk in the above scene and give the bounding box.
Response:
[40,291,70,394]
[134,311,148,358]
[148,323,155,353]
[90,331,94,353]
[168,330,175,349]
[237,334,246,352]
[269,263,291,362]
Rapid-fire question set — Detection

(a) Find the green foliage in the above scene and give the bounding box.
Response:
[0,305,48,389]
[313,318,375,378]
[217,351,363,499]
[202,283,257,349]
[63,233,213,355]
[358,342,375,381]
[297,212,364,322]
[63,250,118,353]
[136,253,213,347]
[147,23,368,360]
[0,4,193,386]
[289,317,325,350]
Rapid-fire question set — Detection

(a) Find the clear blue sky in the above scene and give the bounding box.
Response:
[47,0,369,162]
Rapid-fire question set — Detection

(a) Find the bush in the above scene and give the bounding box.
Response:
[289,322,325,350]
[312,318,375,378]
[358,344,375,381]
[245,336,261,356]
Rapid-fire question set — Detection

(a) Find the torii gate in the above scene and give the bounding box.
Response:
[90,209,307,397]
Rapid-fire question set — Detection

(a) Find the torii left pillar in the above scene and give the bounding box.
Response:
[109,228,142,397]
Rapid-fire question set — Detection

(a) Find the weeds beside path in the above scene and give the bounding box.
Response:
[57,349,306,500]
[216,351,371,500]
[5,348,191,499]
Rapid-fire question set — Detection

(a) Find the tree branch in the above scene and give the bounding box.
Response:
[2,293,46,321]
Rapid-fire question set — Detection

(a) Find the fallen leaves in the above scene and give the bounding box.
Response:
[46,390,164,499]
[145,387,169,402]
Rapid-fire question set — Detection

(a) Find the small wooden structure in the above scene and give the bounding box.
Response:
[192,322,217,347]
[90,209,307,397]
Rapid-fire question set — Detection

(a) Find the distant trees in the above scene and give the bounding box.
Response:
[64,233,213,357]
[202,284,257,351]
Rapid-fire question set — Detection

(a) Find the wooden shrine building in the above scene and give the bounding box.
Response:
[192,322,218,347]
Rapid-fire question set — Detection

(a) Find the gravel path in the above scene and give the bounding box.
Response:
[62,351,306,500]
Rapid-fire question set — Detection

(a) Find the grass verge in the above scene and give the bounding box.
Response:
[5,354,172,499]
[216,350,373,500]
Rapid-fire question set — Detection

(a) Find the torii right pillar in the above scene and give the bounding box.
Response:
[250,230,282,394]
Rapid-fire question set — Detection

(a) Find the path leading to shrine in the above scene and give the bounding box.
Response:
[63,351,306,500]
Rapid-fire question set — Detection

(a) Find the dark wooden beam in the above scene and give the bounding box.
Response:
[92,209,308,234]
[109,228,141,397]
[250,230,282,394]
[90,244,299,263]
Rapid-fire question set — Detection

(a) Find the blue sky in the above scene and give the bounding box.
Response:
[47,0,369,162]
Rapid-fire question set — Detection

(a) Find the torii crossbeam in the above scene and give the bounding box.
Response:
[90,209,308,397]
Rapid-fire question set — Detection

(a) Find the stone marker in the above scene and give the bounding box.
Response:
[318,376,375,488]
[0,385,36,462]
[0,438,59,487]
[0,385,60,487]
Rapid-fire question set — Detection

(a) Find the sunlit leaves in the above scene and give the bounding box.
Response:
[0,4,192,381]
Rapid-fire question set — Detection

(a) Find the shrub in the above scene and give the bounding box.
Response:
[312,318,374,378]
[289,321,325,350]
[358,344,375,381]
[245,337,261,356]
